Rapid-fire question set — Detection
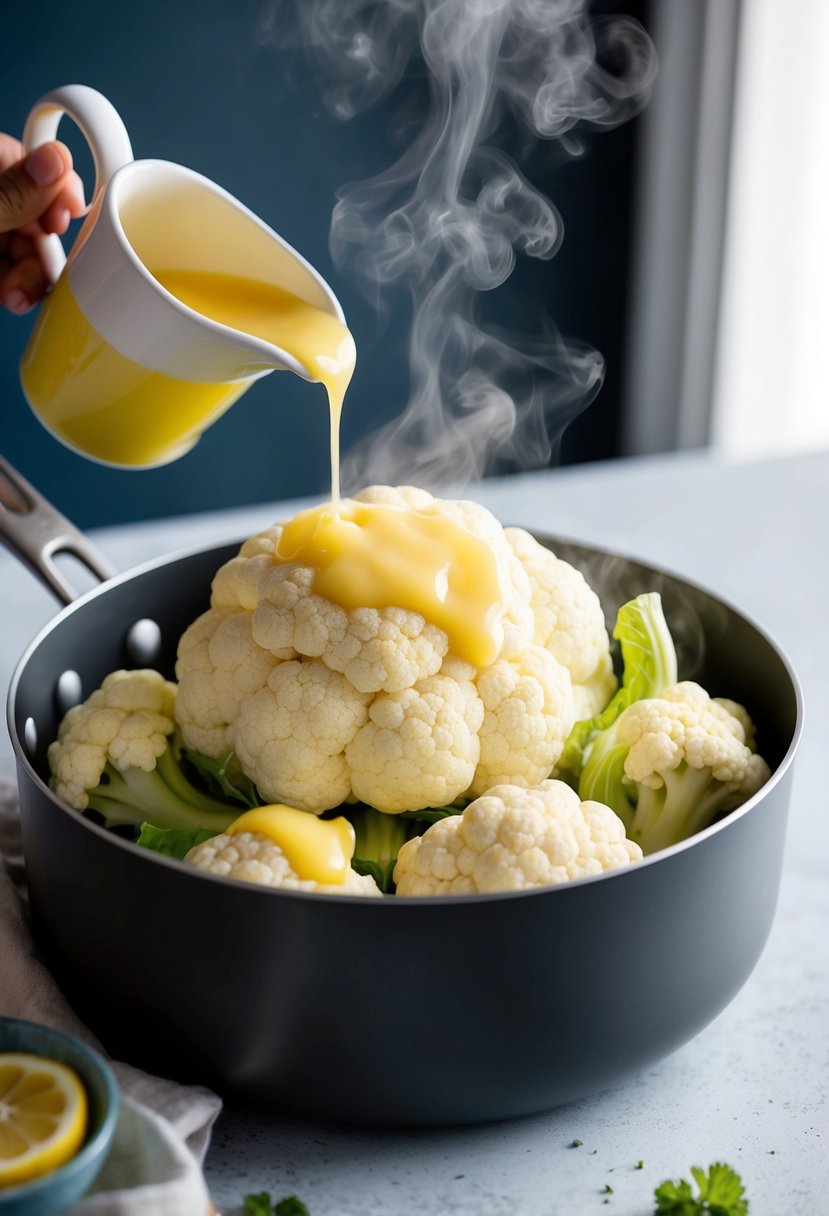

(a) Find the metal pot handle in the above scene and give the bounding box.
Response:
[0,455,116,605]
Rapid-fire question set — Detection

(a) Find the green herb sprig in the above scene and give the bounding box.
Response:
[654,1163,748,1216]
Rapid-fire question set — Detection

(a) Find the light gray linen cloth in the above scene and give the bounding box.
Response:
[0,780,222,1215]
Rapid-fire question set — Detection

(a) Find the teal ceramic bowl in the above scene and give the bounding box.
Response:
[0,1018,119,1216]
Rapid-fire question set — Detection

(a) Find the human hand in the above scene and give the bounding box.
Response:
[0,135,86,314]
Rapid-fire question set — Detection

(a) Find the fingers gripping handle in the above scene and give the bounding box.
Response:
[22,85,134,283]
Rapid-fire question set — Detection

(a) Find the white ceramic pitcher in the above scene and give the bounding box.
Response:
[18,85,347,467]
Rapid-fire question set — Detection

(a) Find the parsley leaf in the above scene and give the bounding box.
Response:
[274,1199,310,1216]
[242,1194,309,1216]
[242,1195,274,1216]
[654,1163,748,1216]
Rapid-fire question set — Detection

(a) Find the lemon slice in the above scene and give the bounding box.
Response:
[0,1053,88,1189]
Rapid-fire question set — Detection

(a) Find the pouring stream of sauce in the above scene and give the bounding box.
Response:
[158,271,505,668]
[154,269,356,501]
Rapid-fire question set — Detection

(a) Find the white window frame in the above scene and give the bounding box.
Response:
[622,0,829,460]
[711,0,829,457]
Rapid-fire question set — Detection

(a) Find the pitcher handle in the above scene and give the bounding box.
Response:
[22,84,134,284]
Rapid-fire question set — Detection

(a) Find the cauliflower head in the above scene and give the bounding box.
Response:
[48,668,177,810]
[393,778,642,896]
[184,830,381,896]
[175,487,615,815]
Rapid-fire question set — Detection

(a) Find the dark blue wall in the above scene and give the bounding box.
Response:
[0,0,646,528]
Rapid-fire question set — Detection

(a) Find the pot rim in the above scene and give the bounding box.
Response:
[6,529,804,908]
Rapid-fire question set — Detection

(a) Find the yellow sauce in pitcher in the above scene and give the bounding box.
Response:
[21,269,355,485]
[154,270,355,500]
[20,273,250,467]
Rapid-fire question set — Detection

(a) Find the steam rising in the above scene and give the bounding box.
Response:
[260,0,656,493]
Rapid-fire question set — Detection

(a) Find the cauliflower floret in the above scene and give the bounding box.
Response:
[211,525,286,613]
[48,669,177,810]
[176,609,281,755]
[394,779,642,896]
[185,830,381,896]
[712,695,758,749]
[47,668,241,833]
[505,527,616,719]
[347,662,484,813]
[252,565,449,694]
[470,646,575,796]
[580,680,772,854]
[617,682,768,789]
[235,659,370,813]
[353,484,435,510]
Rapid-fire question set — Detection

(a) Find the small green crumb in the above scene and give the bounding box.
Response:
[635,1160,644,1170]
[570,1138,584,1147]
[603,1183,614,1194]
[591,1149,598,1155]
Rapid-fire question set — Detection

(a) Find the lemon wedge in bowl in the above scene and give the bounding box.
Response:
[0,1018,118,1215]
[0,1054,87,1190]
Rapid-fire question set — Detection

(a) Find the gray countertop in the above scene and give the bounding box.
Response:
[1,447,826,1214]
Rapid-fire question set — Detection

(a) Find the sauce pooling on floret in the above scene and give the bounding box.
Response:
[227,806,355,885]
[275,499,507,668]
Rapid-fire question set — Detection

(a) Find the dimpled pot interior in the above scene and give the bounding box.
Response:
[8,537,801,1125]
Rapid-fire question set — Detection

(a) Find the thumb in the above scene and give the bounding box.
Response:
[0,142,73,232]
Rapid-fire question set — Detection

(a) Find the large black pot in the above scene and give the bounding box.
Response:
[3,459,802,1125]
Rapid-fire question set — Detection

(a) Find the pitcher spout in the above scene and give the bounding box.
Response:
[103,159,347,386]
